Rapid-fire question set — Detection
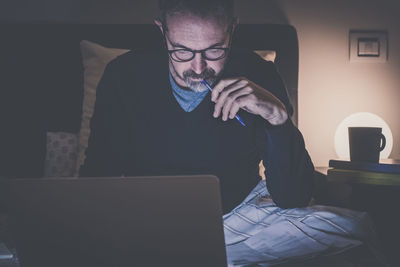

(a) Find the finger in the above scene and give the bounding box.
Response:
[211,77,242,102]
[229,101,241,120]
[213,79,243,117]
[214,79,249,118]
[222,87,253,121]
[229,95,250,119]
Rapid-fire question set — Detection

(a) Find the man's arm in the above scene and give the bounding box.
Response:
[255,61,314,208]
[212,59,314,208]
[79,62,130,177]
[257,117,314,208]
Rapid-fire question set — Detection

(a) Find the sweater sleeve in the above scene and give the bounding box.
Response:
[257,118,314,208]
[254,60,314,209]
[79,61,130,177]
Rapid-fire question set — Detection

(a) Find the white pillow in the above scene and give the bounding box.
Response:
[254,50,276,62]
[75,40,129,176]
[45,132,78,177]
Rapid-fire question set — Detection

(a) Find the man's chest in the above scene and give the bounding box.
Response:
[124,104,258,174]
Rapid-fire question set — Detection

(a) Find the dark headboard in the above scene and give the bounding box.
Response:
[0,23,299,178]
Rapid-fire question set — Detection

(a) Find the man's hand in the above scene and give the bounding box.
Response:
[211,77,288,125]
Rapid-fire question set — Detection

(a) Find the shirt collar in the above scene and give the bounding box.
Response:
[169,72,208,112]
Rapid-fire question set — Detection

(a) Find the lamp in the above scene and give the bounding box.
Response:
[334,112,393,159]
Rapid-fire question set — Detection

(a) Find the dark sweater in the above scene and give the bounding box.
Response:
[80,48,314,213]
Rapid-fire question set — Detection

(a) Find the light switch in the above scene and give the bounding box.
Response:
[349,31,387,62]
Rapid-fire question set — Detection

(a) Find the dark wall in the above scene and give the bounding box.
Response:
[0,0,288,24]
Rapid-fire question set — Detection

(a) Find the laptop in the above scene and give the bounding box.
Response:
[0,175,227,267]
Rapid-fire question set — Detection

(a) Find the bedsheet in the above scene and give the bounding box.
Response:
[223,180,385,266]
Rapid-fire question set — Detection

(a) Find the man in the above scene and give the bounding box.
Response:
[80,1,380,265]
[80,0,314,214]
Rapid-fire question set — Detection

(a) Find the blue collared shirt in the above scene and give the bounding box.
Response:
[169,73,208,112]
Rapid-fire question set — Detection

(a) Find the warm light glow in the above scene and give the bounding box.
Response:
[334,112,393,159]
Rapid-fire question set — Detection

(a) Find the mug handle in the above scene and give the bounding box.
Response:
[379,133,386,152]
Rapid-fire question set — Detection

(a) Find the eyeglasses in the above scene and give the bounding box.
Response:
[167,47,230,62]
[163,24,233,62]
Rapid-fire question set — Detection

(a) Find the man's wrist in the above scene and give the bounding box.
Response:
[261,105,288,125]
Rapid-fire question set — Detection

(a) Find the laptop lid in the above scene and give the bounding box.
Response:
[0,175,227,267]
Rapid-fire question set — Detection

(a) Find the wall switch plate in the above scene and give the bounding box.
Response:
[349,30,388,62]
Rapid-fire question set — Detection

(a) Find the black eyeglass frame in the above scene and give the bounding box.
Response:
[162,23,234,63]
[167,47,231,62]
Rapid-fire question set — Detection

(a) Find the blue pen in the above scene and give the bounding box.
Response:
[201,79,246,126]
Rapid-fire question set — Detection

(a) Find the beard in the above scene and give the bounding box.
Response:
[182,68,217,92]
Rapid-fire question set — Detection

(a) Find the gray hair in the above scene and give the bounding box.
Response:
[158,0,235,30]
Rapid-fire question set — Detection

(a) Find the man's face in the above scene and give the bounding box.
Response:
[160,14,232,92]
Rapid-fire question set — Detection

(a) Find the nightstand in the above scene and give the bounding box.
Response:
[315,167,400,266]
